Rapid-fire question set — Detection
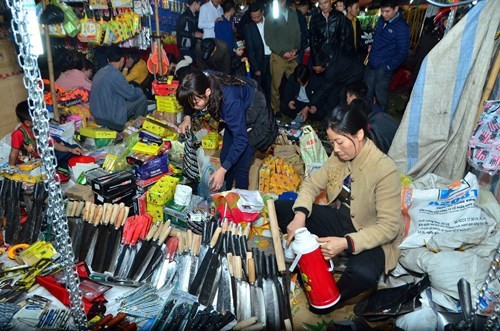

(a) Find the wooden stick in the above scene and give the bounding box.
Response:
[42,0,59,121]
[474,49,500,126]
[266,199,286,273]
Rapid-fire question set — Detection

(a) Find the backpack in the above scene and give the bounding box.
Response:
[235,75,278,152]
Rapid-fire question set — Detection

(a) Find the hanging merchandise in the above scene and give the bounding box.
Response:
[53,0,81,37]
[77,13,103,43]
[39,3,64,25]
[182,131,200,181]
[299,125,328,170]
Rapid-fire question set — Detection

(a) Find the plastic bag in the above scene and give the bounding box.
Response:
[53,0,80,37]
[40,4,64,24]
[299,125,328,170]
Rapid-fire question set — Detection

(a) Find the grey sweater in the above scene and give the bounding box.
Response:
[90,64,144,129]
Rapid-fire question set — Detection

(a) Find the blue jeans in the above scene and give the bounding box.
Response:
[364,66,393,113]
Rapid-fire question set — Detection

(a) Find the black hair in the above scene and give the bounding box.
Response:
[177,70,244,120]
[344,0,359,9]
[313,51,329,68]
[327,103,369,143]
[16,101,32,123]
[350,98,372,117]
[346,81,367,100]
[186,0,200,5]
[294,64,310,85]
[107,46,125,63]
[248,2,262,13]
[297,0,311,8]
[380,0,399,9]
[127,48,142,64]
[222,0,235,13]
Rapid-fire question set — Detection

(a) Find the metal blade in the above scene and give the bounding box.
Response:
[127,241,152,279]
[216,255,234,314]
[132,245,156,281]
[113,244,128,277]
[177,254,192,292]
[198,255,221,305]
[188,256,198,289]
[102,224,119,272]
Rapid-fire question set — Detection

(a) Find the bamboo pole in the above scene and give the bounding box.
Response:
[42,0,59,122]
[474,48,500,126]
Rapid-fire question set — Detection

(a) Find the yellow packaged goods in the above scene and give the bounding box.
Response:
[202,132,221,150]
[155,95,182,113]
[132,141,164,155]
[80,127,117,139]
[259,156,301,195]
[18,159,41,171]
[147,175,180,205]
[147,202,164,222]
[142,116,178,140]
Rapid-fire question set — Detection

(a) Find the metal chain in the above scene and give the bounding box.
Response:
[5,0,87,329]
[469,243,500,331]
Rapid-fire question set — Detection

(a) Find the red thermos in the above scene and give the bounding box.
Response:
[291,227,341,309]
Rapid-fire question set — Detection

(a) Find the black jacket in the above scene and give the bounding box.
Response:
[244,22,266,74]
[176,9,202,51]
[309,10,349,64]
[344,16,367,62]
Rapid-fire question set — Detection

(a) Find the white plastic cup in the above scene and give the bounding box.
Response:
[174,185,193,206]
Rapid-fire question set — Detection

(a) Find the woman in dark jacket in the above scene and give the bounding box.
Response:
[177,70,257,190]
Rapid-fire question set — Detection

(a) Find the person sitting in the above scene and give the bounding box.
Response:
[9,101,82,169]
[275,102,402,304]
[280,64,326,121]
[56,52,93,91]
[90,46,148,132]
[123,48,149,87]
[195,38,231,74]
[346,81,399,154]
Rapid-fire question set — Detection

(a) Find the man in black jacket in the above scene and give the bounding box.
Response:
[309,0,350,65]
[344,0,366,62]
[244,3,272,104]
[195,38,231,74]
[176,0,203,59]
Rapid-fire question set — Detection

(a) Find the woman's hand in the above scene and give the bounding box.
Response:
[178,116,192,135]
[209,167,227,191]
[317,237,348,260]
[286,212,306,247]
[299,106,309,121]
[288,100,296,110]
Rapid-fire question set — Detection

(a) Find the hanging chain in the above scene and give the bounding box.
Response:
[468,242,500,331]
[5,0,88,329]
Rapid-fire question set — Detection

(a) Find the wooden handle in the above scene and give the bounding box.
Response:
[75,201,85,218]
[115,208,125,229]
[230,222,238,235]
[104,312,126,328]
[192,234,201,255]
[103,203,113,225]
[234,255,242,279]
[243,223,251,238]
[210,227,222,248]
[122,322,137,331]
[234,317,257,330]
[94,205,104,225]
[145,223,159,241]
[65,200,73,217]
[177,232,185,252]
[88,203,96,224]
[241,322,265,331]
[119,207,130,227]
[247,257,256,283]
[92,313,113,329]
[158,226,172,245]
[69,201,79,217]
[83,201,91,221]
[110,204,121,226]
[221,219,229,233]
[267,199,286,273]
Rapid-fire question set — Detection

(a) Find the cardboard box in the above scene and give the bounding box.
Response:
[91,171,135,196]
[65,184,94,202]
[0,39,21,74]
[80,127,117,139]
[248,157,263,191]
[95,187,135,206]
[0,75,27,138]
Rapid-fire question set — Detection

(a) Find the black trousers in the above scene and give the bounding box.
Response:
[275,200,385,303]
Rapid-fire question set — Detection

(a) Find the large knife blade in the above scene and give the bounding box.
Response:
[234,255,251,321]
[217,232,234,314]
[188,233,202,288]
[127,222,161,279]
[137,222,172,282]
[262,252,279,330]
[188,227,222,296]
[248,256,266,326]
[176,230,192,292]
[154,236,179,290]
[197,231,224,305]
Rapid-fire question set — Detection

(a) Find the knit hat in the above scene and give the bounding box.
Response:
[233,40,245,50]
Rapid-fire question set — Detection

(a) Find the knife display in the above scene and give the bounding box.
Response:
[176,230,191,292]
[189,227,222,296]
[197,230,224,306]
[153,236,179,289]
[248,256,266,327]
[138,222,173,282]
[216,231,234,315]
[127,222,161,279]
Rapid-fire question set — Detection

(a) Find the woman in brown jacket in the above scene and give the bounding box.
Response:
[276,103,402,303]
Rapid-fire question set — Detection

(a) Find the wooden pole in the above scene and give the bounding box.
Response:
[42,0,59,122]
[474,49,500,126]
[154,0,163,76]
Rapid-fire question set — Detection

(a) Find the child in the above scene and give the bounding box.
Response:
[9,101,82,169]
[230,40,249,77]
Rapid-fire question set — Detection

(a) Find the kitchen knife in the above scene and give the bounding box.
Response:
[127,222,161,279]
[216,232,234,314]
[138,223,172,282]
[102,203,123,272]
[176,230,191,291]
[248,256,266,326]
[188,233,202,289]
[234,255,251,321]
[154,236,179,289]
[188,226,222,296]
[198,231,224,306]
[86,204,104,266]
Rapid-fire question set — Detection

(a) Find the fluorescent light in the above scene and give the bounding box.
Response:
[273,0,279,18]
[25,0,44,55]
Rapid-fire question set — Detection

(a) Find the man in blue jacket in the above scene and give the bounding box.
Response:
[364,0,409,113]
